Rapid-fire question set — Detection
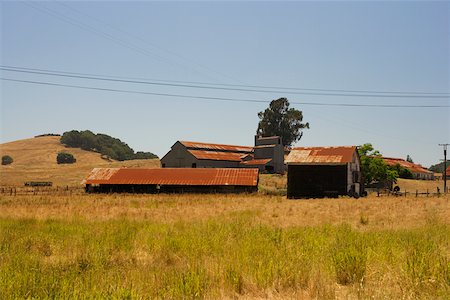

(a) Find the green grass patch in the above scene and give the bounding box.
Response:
[0,215,448,298]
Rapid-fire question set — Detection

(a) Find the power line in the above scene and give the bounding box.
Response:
[19,2,450,100]
[24,1,284,103]
[5,65,448,96]
[22,1,213,79]
[2,66,448,99]
[2,77,449,108]
[57,2,244,85]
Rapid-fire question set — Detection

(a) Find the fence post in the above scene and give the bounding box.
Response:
[416,190,418,197]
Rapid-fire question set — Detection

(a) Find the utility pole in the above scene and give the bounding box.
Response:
[439,144,449,193]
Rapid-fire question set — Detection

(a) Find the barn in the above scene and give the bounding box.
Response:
[84,168,259,194]
[160,136,285,173]
[286,146,362,198]
[382,157,434,180]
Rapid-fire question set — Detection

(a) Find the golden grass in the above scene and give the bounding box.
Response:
[0,193,448,230]
[0,136,160,186]
[0,193,448,299]
[396,178,445,192]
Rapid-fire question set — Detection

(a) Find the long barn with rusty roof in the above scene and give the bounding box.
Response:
[285,146,363,198]
[84,168,259,194]
[382,157,434,180]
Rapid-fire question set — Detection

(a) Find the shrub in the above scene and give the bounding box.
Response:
[1,155,13,165]
[56,152,76,164]
[60,130,158,161]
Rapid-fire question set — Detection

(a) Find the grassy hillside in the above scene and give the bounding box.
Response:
[0,136,160,186]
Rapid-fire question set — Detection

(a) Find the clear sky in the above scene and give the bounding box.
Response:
[1,1,449,167]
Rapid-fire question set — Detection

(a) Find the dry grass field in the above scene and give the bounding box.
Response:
[0,136,160,186]
[1,193,448,230]
[0,192,448,299]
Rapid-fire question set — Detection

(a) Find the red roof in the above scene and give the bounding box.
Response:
[286,146,357,165]
[84,168,258,186]
[180,141,253,153]
[382,157,432,174]
[188,150,244,162]
[240,158,272,166]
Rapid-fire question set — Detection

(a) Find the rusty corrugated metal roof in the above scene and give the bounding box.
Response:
[180,141,253,153]
[240,158,272,166]
[286,146,357,165]
[382,157,433,174]
[188,150,244,161]
[85,168,258,186]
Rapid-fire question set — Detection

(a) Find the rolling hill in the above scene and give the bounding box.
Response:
[0,136,160,186]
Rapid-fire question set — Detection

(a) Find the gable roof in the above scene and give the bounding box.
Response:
[382,157,433,174]
[286,146,357,165]
[180,141,253,153]
[84,168,259,186]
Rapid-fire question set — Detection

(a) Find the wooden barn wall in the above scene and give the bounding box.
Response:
[287,165,347,198]
[87,184,257,194]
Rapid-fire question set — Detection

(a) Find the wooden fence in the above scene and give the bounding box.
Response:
[0,186,84,196]
[376,188,444,197]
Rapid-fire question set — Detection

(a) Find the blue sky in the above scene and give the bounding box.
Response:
[1,1,449,167]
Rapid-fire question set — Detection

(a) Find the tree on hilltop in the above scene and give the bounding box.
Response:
[60,130,158,161]
[2,155,13,165]
[57,152,76,164]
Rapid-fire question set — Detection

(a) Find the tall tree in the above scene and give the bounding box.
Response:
[406,155,414,163]
[256,98,309,147]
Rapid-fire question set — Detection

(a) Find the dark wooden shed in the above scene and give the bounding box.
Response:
[285,146,362,198]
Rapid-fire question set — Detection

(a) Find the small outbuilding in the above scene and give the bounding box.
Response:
[84,168,259,194]
[286,146,362,198]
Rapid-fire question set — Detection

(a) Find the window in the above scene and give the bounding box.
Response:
[192,163,197,168]
[162,163,166,168]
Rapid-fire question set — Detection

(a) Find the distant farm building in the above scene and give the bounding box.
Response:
[84,168,258,193]
[382,157,434,180]
[160,136,285,173]
[286,146,363,198]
